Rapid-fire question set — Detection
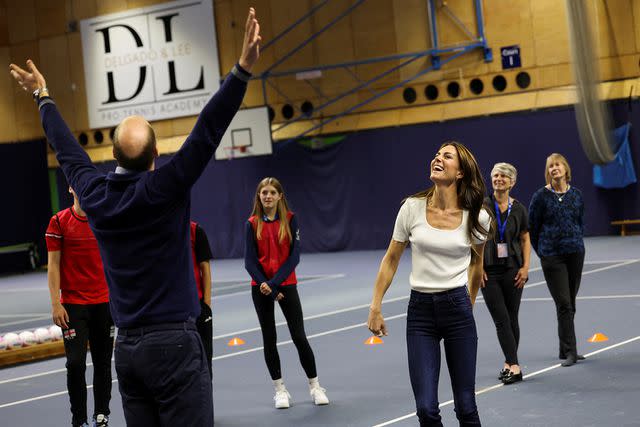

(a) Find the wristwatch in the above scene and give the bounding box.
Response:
[32,87,49,102]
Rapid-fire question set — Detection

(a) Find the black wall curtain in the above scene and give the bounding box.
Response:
[0,139,51,272]
[55,101,639,259]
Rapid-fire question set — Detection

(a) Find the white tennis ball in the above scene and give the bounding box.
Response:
[48,325,63,341]
[3,332,22,349]
[34,327,52,344]
[19,331,36,347]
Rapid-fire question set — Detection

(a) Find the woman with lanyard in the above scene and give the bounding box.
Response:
[481,163,531,385]
[529,153,585,367]
[368,141,492,426]
[244,177,329,409]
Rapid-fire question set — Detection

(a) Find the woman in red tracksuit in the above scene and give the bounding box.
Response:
[244,177,329,409]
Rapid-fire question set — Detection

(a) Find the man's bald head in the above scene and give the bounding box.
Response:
[113,116,157,172]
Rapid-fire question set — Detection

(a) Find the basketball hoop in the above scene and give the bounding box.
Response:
[222,145,249,160]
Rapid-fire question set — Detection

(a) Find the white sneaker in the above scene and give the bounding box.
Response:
[274,389,292,409]
[310,386,329,405]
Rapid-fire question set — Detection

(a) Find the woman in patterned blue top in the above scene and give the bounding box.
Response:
[528,153,585,367]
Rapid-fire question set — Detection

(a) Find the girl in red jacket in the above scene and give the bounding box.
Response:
[244,177,329,409]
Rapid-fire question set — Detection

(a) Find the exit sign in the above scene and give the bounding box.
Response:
[501,45,521,69]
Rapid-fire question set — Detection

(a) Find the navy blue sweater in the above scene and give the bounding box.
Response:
[528,186,585,257]
[40,66,249,328]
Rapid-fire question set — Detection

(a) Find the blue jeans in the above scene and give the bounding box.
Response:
[406,286,481,426]
[115,322,213,426]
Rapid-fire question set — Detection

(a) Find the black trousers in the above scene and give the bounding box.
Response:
[251,285,317,380]
[62,303,114,427]
[540,251,585,358]
[196,299,213,379]
[481,266,523,365]
[115,322,213,427]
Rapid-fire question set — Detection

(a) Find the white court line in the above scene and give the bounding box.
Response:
[0,314,48,318]
[0,313,407,409]
[212,273,346,300]
[371,335,640,427]
[0,316,51,328]
[1,259,637,386]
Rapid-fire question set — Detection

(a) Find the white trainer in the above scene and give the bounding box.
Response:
[310,386,329,405]
[274,389,292,409]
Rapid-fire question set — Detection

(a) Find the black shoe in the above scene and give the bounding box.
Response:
[561,355,577,367]
[560,353,585,360]
[502,371,523,385]
[498,368,510,380]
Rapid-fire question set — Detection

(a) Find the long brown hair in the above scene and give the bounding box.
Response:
[250,177,292,243]
[408,141,494,246]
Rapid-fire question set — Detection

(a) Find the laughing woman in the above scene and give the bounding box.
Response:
[368,142,492,427]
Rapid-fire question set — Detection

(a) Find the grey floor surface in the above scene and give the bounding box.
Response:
[0,235,639,426]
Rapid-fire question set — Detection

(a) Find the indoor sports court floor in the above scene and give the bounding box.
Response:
[1,236,639,426]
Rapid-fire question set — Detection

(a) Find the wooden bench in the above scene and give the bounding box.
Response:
[611,219,640,236]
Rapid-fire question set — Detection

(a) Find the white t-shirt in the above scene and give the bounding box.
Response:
[392,197,491,293]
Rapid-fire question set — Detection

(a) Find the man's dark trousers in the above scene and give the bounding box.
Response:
[115,322,213,426]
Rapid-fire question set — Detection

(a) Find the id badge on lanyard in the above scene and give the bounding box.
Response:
[494,199,512,259]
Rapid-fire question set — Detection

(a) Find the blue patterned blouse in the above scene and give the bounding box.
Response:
[528,186,585,257]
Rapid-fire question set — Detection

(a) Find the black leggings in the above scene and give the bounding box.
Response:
[481,266,523,365]
[251,285,317,380]
[540,251,585,358]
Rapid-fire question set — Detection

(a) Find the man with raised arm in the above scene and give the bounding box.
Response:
[10,8,261,427]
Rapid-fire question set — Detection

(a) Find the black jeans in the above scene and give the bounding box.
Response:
[406,287,481,427]
[62,303,114,427]
[481,266,523,365]
[251,285,317,380]
[540,251,585,358]
[115,322,213,426]
[196,299,213,379]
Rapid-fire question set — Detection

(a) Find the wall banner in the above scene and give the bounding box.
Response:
[80,0,220,129]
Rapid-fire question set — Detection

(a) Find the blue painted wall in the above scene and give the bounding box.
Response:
[51,100,639,259]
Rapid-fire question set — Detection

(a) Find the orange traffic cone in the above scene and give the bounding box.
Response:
[587,332,609,343]
[228,337,246,346]
[364,336,384,345]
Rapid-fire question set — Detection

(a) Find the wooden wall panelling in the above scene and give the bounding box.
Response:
[10,41,43,141]
[66,32,89,132]
[599,54,640,82]
[0,2,11,46]
[634,0,640,53]
[95,0,128,15]
[214,0,239,78]
[35,0,69,39]
[434,0,476,47]
[6,0,37,44]
[536,63,573,89]
[314,0,356,100]
[39,35,76,130]
[591,0,635,59]
[351,0,398,86]
[484,0,535,73]
[530,0,569,66]
[268,0,314,68]
[0,47,18,142]
[398,102,444,125]
[356,109,400,130]
[126,0,163,9]
[170,116,197,136]
[70,0,97,21]
[392,0,429,81]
